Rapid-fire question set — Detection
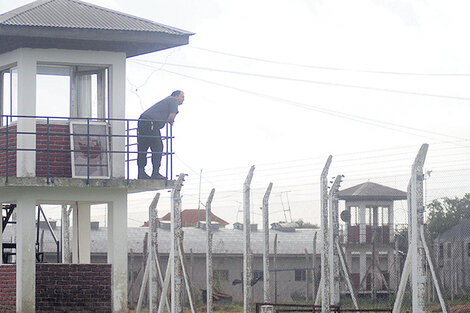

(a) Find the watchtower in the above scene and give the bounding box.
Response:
[337,181,407,294]
[0,0,192,312]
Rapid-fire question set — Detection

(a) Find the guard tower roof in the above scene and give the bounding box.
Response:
[337,181,407,201]
[0,0,193,57]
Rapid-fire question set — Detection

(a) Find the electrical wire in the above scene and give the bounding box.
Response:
[188,46,470,77]
[131,59,470,102]
[156,68,468,145]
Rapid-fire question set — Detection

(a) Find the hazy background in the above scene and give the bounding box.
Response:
[1,0,469,228]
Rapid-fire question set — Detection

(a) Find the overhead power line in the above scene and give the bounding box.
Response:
[154,67,468,144]
[188,46,470,77]
[131,59,470,102]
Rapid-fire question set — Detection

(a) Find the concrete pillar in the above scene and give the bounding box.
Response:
[108,55,126,178]
[359,203,366,243]
[16,196,36,313]
[72,202,91,264]
[16,49,36,177]
[107,194,128,313]
[389,203,394,243]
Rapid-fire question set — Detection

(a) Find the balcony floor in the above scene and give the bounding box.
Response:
[0,176,175,194]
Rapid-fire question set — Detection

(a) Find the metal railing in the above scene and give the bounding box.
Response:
[0,114,174,184]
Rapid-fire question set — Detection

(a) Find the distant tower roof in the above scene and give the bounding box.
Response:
[337,181,407,201]
[0,0,193,57]
[161,209,229,228]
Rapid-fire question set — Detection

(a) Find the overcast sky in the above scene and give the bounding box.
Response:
[1,0,469,227]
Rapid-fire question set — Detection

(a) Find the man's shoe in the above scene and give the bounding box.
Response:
[138,170,150,179]
[151,172,166,180]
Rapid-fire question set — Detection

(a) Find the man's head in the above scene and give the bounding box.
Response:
[171,90,185,105]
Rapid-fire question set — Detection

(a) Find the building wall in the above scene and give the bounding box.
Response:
[0,264,112,313]
[35,123,71,178]
[0,125,17,177]
[0,123,72,178]
[126,252,321,304]
[0,265,15,312]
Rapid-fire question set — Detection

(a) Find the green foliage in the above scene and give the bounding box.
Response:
[212,270,226,293]
[426,193,470,240]
[295,219,319,229]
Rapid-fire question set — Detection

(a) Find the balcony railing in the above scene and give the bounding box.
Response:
[0,115,174,184]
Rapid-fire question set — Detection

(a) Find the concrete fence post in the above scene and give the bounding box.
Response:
[243,166,255,313]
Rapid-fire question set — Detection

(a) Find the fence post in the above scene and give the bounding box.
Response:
[312,232,317,302]
[410,144,428,313]
[206,188,216,313]
[263,183,273,303]
[320,156,332,313]
[244,165,255,313]
[149,193,160,313]
[171,174,185,313]
[61,204,72,263]
[328,175,342,305]
[274,233,278,304]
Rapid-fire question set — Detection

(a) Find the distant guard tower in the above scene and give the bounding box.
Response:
[337,182,407,296]
[0,0,192,312]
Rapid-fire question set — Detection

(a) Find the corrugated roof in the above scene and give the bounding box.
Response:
[0,0,192,35]
[338,181,407,201]
[436,219,470,242]
[161,209,229,227]
[2,225,321,256]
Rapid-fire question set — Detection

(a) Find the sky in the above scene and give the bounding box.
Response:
[1,0,469,228]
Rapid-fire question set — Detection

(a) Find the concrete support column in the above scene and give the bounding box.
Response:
[108,55,126,178]
[359,203,366,243]
[16,49,37,177]
[107,194,128,313]
[72,202,91,264]
[16,197,36,313]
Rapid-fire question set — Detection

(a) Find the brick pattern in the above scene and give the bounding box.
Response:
[0,265,16,313]
[36,124,72,178]
[0,264,112,313]
[0,125,17,177]
[0,123,72,178]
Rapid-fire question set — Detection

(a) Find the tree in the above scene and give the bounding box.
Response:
[294,219,319,229]
[426,193,470,240]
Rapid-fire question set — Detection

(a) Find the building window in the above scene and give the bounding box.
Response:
[447,243,452,258]
[350,206,360,226]
[351,256,360,273]
[467,242,470,257]
[295,269,306,281]
[439,244,444,259]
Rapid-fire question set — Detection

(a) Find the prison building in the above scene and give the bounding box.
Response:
[338,181,407,294]
[0,0,192,312]
[434,218,470,292]
[2,220,322,304]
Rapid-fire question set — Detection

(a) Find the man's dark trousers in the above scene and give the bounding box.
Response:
[137,118,163,175]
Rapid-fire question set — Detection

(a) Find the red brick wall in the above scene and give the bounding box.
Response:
[36,124,72,178]
[0,264,112,313]
[0,265,16,313]
[0,125,17,177]
[0,123,72,178]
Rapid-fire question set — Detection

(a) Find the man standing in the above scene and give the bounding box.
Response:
[137,90,184,179]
